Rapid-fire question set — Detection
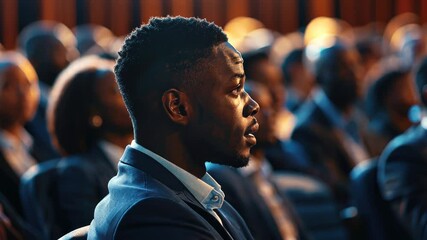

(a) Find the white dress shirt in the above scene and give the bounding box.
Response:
[130,140,225,224]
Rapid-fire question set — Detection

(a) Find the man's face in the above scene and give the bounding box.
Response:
[387,73,419,118]
[322,49,363,108]
[185,42,259,168]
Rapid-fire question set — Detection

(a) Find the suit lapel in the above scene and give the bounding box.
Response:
[120,147,234,240]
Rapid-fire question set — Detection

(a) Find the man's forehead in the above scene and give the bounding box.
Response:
[215,42,243,64]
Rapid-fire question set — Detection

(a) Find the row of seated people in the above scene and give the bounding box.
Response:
[1,16,427,240]
[0,36,350,240]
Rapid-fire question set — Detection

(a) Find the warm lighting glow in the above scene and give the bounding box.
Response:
[224,17,264,48]
[304,17,354,45]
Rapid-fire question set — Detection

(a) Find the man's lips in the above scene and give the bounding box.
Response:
[244,120,259,146]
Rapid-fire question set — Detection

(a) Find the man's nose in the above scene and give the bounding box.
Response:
[244,92,260,117]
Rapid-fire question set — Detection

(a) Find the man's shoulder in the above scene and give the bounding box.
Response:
[380,125,427,163]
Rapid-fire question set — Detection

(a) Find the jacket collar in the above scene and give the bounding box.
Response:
[119,146,235,239]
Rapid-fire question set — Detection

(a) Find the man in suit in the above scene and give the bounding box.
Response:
[87,16,258,239]
[290,36,369,206]
[377,56,427,240]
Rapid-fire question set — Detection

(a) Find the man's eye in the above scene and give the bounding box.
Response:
[232,85,242,96]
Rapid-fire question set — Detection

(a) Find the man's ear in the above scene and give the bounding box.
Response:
[162,89,191,125]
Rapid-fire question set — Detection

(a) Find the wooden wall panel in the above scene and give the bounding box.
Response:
[2,0,427,50]
[375,0,393,23]
[40,0,56,20]
[56,0,76,27]
[357,0,374,26]
[255,0,277,30]
[109,0,131,36]
[308,0,333,19]
[420,0,427,24]
[140,0,163,24]
[278,0,299,33]
[226,0,250,21]
[0,0,18,49]
[340,0,358,26]
[88,0,107,25]
[199,0,225,26]
[171,0,193,17]
[395,0,415,14]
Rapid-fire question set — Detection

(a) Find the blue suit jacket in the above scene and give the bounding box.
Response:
[378,125,427,240]
[207,163,309,240]
[88,147,253,240]
[57,145,117,233]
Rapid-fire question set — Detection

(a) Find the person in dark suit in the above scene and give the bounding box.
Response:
[290,37,370,206]
[363,69,418,157]
[377,56,427,240]
[0,52,42,217]
[46,56,133,234]
[18,21,79,162]
[208,81,309,240]
[0,192,37,240]
[87,16,258,239]
[281,48,315,114]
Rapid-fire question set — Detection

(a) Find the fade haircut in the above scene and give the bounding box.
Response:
[115,16,228,123]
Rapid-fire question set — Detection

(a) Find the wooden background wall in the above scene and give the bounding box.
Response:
[1,0,427,49]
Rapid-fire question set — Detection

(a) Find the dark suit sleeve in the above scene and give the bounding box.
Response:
[57,162,100,232]
[379,144,427,240]
[114,198,217,240]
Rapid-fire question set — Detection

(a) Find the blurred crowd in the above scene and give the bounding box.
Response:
[1,12,427,240]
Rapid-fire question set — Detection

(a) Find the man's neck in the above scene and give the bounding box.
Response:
[135,133,206,178]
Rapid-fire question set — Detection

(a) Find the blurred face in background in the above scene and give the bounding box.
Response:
[94,70,132,136]
[0,63,39,129]
[320,48,363,110]
[246,81,277,148]
[386,73,419,125]
[249,58,285,113]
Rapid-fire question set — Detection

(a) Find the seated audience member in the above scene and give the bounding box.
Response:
[0,52,42,216]
[364,69,418,156]
[73,24,115,56]
[243,50,289,136]
[378,56,427,240]
[243,49,310,172]
[18,21,79,161]
[281,48,316,113]
[0,192,37,240]
[291,36,370,206]
[47,56,133,233]
[85,16,257,239]
[208,81,309,240]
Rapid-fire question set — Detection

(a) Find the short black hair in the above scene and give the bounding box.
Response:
[115,16,227,124]
[48,56,115,155]
[281,48,303,86]
[242,49,269,80]
[365,69,409,119]
[416,56,427,106]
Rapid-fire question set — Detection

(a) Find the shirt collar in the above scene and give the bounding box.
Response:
[0,128,33,151]
[314,90,348,130]
[97,140,124,169]
[130,140,224,210]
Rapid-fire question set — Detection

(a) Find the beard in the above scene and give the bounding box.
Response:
[206,153,250,168]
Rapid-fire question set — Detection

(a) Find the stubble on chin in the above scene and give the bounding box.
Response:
[208,154,250,168]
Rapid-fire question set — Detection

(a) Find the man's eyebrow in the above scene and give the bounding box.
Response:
[231,55,243,64]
